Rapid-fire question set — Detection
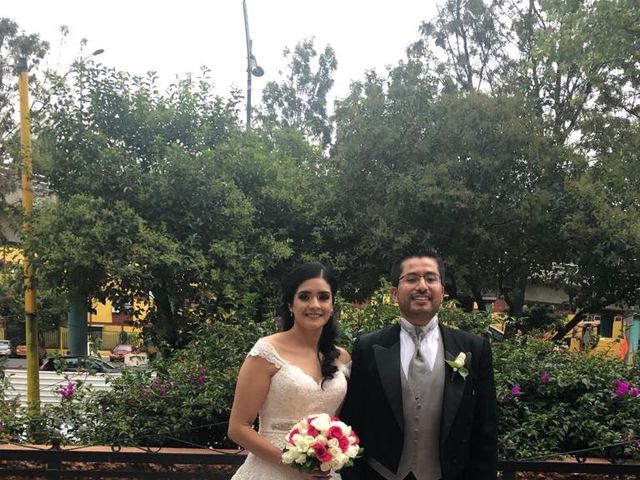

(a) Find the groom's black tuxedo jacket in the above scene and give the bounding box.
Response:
[341,323,498,480]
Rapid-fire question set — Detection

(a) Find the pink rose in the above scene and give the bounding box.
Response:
[287,427,300,445]
[338,435,350,452]
[327,425,344,439]
[306,417,319,437]
[312,443,333,463]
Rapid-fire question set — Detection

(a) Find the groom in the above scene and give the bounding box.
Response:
[341,250,497,480]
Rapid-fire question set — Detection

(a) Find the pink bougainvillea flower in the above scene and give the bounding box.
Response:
[58,382,75,400]
[629,387,639,397]
[540,372,550,383]
[614,380,630,397]
[511,385,521,396]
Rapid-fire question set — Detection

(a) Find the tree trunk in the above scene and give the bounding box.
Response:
[551,308,589,341]
[68,292,88,356]
[504,276,527,317]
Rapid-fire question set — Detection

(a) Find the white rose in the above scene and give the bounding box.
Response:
[346,445,360,457]
[294,453,308,464]
[282,449,297,464]
[320,462,333,472]
[329,446,342,457]
[311,414,331,433]
[314,434,328,445]
[453,352,466,369]
[330,456,345,470]
[293,435,313,453]
[327,438,339,449]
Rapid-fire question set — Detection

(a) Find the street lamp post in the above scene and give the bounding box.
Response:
[243,0,264,130]
[16,57,39,412]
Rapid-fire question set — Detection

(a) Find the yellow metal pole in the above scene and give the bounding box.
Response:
[17,58,40,412]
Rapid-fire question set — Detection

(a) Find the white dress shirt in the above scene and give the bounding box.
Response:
[399,315,440,376]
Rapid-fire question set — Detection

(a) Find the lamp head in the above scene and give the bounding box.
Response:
[249,54,264,77]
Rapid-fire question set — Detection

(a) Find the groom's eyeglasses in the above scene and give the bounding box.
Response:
[399,273,441,286]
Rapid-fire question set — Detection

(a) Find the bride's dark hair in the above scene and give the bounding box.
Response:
[279,263,339,387]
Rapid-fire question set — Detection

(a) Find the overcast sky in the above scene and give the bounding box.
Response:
[4,1,438,105]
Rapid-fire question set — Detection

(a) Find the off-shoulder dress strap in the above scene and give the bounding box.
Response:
[247,338,286,369]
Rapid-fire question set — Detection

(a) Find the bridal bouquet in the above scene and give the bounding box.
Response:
[282,413,363,473]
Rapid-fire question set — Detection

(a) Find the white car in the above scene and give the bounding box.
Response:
[0,340,11,357]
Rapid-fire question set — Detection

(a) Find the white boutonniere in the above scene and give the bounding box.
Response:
[445,352,469,381]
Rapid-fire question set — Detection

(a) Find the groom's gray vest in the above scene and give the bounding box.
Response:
[369,334,445,480]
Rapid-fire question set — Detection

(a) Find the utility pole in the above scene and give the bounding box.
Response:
[243,0,264,130]
[16,57,40,412]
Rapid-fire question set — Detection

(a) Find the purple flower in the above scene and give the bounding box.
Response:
[196,373,207,388]
[511,385,521,396]
[614,380,630,397]
[58,382,75,400]
[630,387,639,397]
[152,378,172,396]
[540,372,550,383]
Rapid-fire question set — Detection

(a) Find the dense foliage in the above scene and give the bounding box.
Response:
[494,337,640,459]
[3,0,639,345]
[2,303,638,460]
[1,0,640,459]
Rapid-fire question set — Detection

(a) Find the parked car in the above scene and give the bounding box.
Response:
[40,355,120,373]
[14,343,47,359]
[0,340,11,357]
[109,344,138,362]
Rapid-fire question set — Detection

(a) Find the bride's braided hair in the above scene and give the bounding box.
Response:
[279,263,339,388]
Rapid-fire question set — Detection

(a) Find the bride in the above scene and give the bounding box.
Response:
[228,263,351,479]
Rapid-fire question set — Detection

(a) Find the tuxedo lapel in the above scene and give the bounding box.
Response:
[373,325,403,431]
[440,326,467,443]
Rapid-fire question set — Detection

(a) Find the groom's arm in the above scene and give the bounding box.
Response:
[464,337,498,479]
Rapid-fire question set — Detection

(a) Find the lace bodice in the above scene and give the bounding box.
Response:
[231,338,350,480]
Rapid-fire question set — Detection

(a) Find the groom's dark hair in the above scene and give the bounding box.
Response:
[390,248,446,287]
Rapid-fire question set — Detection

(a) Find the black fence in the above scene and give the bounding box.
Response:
[1,445,640,479]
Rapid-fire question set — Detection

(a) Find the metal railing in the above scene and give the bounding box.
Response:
[1,443,639,479]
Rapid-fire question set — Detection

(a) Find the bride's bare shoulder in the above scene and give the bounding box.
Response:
[261,332,286,346]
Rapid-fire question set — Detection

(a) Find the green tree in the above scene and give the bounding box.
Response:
[0,17,49,159]
[332,56,570,313]
[29,63,340,348]
[259,38,337,147]
[412,0,516,94]
[551,118,640,339]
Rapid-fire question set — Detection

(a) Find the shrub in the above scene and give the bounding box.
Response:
[493,336,640,459]
[80,319,270,448]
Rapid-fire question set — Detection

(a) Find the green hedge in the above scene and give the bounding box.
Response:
[1,296,639,460]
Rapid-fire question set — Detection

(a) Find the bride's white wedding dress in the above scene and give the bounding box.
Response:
[231,338,350,480]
